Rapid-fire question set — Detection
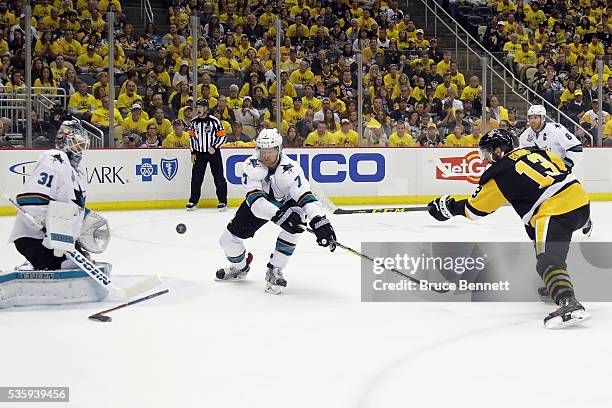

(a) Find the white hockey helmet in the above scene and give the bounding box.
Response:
[527,104,546,119]
[256,128,283,158]
[56,120,89,165]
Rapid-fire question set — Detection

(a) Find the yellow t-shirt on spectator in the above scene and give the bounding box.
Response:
[98,0,122,12]
[148,118,173,138]
[91,107,123,127]
[304,130,338,146]
[463,133,482,146]
[69,92,97,112]
[444,133,472,147]
[514,50,538,64]
[289,69,315,87]
[198,83,220,99]
[433,83,458,100]
[122,115,149,134]
[283,107,307,125]
[53,38,81,59]
[76,53,104,69]
[268,81,297,99]
[503,41,522,54]
[117,93,143,110]
[51,66,68,82]
[163,130,190,148]
[388,132,417,146]
[33,79,57,95]
[334,129,359,146]
[460,85,481,101]
[226,96,243,111]
[410,86,427,102]
[215,57,241,74]
[450,72,466,89]
[436,60,452,77]
[301,96,322,113]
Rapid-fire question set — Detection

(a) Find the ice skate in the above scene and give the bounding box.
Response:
[544,296,591,329]
[216,253,253,281]
[582,218,593,236]
[264,263,287,295]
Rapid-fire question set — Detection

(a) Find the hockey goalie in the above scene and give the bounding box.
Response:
[1,120,112,308]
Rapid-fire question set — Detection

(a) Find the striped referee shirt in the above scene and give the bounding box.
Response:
[188,114,227,153]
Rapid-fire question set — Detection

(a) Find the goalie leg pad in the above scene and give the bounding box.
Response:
[0,262,112,308]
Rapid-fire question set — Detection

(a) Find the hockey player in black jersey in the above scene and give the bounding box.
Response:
[428,128,591,329]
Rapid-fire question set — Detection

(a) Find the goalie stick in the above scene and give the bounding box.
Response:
[0,187,161,300]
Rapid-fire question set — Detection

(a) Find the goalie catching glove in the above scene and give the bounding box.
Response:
[309,215,336,251]
[271,207,306,234]
[428,195,457,221]
[78,211,110,254]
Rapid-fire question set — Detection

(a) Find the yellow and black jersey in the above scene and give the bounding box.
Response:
[453,147,589,227]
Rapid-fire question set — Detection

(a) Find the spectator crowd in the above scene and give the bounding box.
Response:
[1,0,611,148]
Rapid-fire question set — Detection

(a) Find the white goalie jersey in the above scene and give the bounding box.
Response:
[241,153,325,221]
[8,149,88,243]
[518,122,583,168]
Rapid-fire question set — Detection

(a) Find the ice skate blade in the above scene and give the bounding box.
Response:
[215,270,248,282]
[544,310,592,329]
[265,282,283,295]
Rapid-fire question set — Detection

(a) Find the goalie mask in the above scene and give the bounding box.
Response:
[56,120,90,167]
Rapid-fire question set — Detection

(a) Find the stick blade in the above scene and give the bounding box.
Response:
[88,314,112,322]
[122,275,163,299]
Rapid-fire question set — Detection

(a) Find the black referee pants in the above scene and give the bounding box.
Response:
[189,150,228,205]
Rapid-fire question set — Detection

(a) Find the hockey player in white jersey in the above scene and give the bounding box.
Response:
[519,105,583,169]
[9,120,91,270]
[216,128,337,294]
[519,104,592,235]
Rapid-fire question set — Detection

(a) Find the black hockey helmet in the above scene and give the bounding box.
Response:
[478,128,514,162]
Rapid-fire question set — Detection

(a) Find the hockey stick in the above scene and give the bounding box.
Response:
[333,206,429,214]
[88,289,169,322]
[309,180,429,215]
[305,228,449,294]
[0,187,161,300]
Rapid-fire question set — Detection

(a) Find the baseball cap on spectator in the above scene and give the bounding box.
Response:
[430,38,438,43]
[416,29,424,34]
[497,21,505,26]
[341,118,350,125]
[250,72,259,78]
[243,96,252,101]
[87,44,95,51]
[224,47,233,53]
[196,99,209,107]
[574,89,583,96]
[131,103,142,110]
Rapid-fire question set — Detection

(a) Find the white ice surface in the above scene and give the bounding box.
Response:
[1,203,611,408]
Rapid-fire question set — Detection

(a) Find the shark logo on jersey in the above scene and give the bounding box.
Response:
[281,163,294,174]
[160,158,178,181]
[52,154,64,164]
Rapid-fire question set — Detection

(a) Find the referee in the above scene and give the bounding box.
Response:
[186,99,228,211]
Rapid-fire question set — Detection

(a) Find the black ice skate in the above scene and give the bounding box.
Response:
[217,202,227,212]
[216,253,253,281]
[186,202,196,211]
[544,296,591,329]
[537,286,554,303]
[265,263,287,295]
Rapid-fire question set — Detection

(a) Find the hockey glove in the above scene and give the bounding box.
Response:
[428,195,456,221]
[309,215,337,251]
[271,207,306,234]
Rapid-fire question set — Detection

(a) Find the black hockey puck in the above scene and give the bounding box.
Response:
[176,223,187,234]
[88,314,112,322]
